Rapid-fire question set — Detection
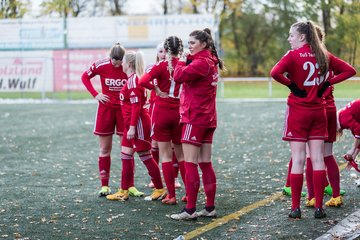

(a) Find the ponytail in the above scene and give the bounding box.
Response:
[190,28,225,71]
[164,36,184,79]
[135,51,144,77]
[124,51,145,77]
[292,21,328,75]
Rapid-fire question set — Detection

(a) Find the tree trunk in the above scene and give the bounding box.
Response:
[163,0,168,14]
[321,0,331,36]
[112,0,122,15]
[230,11,241,75]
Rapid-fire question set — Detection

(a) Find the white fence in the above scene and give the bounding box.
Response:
[218,77,360,98]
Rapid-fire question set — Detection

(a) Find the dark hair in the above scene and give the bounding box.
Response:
[292,21,328,75]
[109,42,125,61]
[189,28,224,70]
[163,36,184,77]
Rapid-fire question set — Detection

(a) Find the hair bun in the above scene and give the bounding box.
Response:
[203,28,211,35]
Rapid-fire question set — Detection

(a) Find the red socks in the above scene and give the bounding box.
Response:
[185,162,200,209]
[121,152,134,190]
[199,162,217,208]
[290,173,303,209]
[324,155,340,197]
[172,150,179,177]
[305,157,314,200]
[313,170,326,208]
[98,156,111,186]
[178,161,186,185]
[140,153,163,189]
[162,162,175,198]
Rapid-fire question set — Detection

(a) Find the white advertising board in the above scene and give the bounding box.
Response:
[0,19,64,50]
[67,14,215,48]
[0,51,53,92]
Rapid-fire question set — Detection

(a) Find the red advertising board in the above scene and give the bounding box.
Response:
[53,49,108,91]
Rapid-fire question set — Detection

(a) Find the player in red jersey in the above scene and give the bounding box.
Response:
[282,26,346,205]
[81,43,143,197]
[170,28,225,220]
[146,43,166,188]
[271,21,356,219]
[106,51,166,201]
[139,36,186,205]
[337,99,360,164]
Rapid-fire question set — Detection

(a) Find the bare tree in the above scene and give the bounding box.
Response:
[110,0,127,15]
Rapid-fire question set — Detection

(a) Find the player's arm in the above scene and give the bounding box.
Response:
[174,58,209,83]
[139,73,155,90]
[270,52,306,98]
[327,53,356,85]
[270,51,292,86]
[81,64,109,103]
[127,88,142,139]
[81,63,99,98]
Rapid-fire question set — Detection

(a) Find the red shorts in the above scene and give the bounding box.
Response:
[122,114,152,152]
[282,106,327,142]
[181,123,216,147]
[93,103,124,136]
[151,104,182,144]
[325,107,337,143]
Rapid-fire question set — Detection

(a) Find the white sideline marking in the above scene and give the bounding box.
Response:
[316,210,360,240]
[0,98,355,104]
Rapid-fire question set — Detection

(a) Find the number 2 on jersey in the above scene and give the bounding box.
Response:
[303,61,329,87]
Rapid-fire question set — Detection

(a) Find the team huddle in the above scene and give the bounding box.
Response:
[82,28,223,220]
[81,21,357,221]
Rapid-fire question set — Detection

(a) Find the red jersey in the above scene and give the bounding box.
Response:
[139,58,181,108]
[82,57,127,108]
[120,73,148,127]
[174,49,218,128]
[144,64,157,105]
[339,99,360,139]
[271,44,356,110]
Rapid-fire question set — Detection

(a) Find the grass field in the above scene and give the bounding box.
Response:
[0,80,360,100]
[1,100,360,239]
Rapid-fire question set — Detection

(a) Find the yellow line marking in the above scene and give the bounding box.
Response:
[184,161,349,240]
[184,192,283,239]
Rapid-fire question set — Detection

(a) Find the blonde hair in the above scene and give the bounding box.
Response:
[156,43,164,62]
[124,51,145,77]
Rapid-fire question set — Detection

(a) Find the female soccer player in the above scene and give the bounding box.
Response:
[282,25,347,206]
[139,36,186,205]
[81,43,143,197]
[106,51,166,201]
[271,21,356,219]
[146,43,166,188]
[170,28,224,220]
[337,99,360,164]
